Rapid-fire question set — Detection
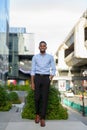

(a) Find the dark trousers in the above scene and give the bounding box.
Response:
[34,75,50,119]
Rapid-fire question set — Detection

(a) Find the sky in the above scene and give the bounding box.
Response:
[9,0,87,54]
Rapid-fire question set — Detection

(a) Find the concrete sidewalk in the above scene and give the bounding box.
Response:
[4,121,87,130]
[0,106,87,130]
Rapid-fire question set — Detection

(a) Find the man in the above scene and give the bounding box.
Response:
[31,41,56,127]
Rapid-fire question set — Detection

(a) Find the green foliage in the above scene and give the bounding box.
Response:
[7,84,30,91]
[7,91,21,104]
[22,90,35,119]
[0,87,12,111]
[58,104,68,119]
[0,102,12,111]
[46,87,60,119]
[22,85,68,120]
[0,87,21,111]
[0,87,7,106]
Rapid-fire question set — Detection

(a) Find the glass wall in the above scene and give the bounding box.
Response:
[0,0,9,84]
[8,32,35,79]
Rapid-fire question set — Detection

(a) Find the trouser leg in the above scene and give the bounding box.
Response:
[34,76,41,115]
[34,75,50,118]
[40,76,50,119]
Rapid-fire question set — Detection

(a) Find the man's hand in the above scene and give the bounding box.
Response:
[49,75,54,81]
[31,75,35,90]
[31,82,35,90]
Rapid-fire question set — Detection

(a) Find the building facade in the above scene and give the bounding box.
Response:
[54,10,87,92]
[8,27,35,82]
[0,0,9,84]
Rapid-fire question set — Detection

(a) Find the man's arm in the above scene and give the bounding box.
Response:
[31,75,35,90]
[31,56,36,90]
[50,56,56,76]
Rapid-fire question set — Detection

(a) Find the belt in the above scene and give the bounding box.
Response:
[35,73,49,76]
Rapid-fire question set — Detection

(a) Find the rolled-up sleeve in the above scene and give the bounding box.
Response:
[50,56,56,75]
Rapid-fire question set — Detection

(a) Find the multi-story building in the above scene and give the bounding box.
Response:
[8,27,35,83]
[0,0,9,85]
[54,10,87,92]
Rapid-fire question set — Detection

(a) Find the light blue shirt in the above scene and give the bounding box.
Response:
[31,53,56,76]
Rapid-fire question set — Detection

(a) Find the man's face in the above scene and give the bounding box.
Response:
[39,43,47,53]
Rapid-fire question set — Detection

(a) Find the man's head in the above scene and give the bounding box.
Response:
[39,41,47,54]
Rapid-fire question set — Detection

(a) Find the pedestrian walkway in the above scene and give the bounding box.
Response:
[0,105,87,130]
[4,121,87,130]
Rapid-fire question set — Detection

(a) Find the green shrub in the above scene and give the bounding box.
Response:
[0,87,12,111]
[0,102,12,111]
[7,84,30,91]
[58,104,68,119]
[7,91,21,104]
[0,87,7,106]
[22,89,35,119]
[22,85,68,120]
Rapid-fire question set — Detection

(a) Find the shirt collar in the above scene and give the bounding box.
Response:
[39,52,47,55]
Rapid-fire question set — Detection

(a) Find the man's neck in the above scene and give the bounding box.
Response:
[40,52,46,55]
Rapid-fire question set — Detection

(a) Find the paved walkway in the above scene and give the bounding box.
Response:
[4,121,87,130]
[0,105,87,130]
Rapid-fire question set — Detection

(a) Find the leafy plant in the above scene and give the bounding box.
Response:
[22,85,68,120]
[0,87,12,111]
[0,87,7,106]
[7,84,30,91]
[7,91,21,104]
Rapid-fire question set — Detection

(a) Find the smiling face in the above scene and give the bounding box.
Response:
[39,41,47,54]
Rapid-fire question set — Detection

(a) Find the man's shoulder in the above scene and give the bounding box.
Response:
[46,53,53,57]
[34,54,40,57]
[32,54,40,59]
